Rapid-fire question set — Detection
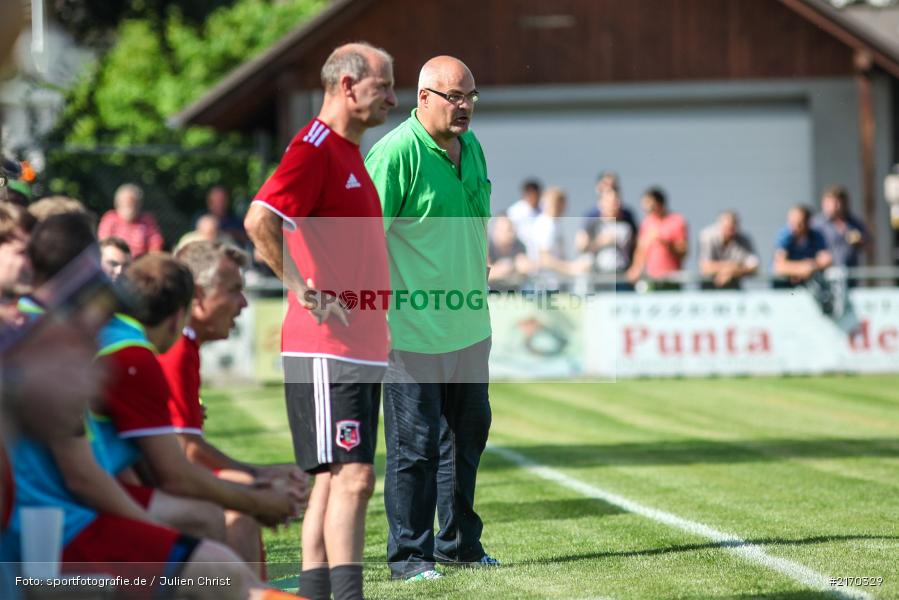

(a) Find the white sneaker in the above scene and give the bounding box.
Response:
[404,569,443,582]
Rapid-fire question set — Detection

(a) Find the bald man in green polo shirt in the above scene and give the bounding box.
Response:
[365,55,498,581]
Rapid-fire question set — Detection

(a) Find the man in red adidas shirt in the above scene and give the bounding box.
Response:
[160,240,309,574]
[245,42,396,600]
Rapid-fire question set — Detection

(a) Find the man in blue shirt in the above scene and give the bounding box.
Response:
[773,205,832,287]
[811,185,868,268]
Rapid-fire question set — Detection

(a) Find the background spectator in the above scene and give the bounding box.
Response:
[576,186,635,286]
[506,178,542,252]
[176,214,235,253]
[583,170,638,233]
[811,185,867,268]
[627,187,688,289]
[97,183,165,257]
[699,211,759,289]
[488,215,533,291]
[773,205,832,286]
[99,237,132,281]
[195,186,247,246]
[530,187,591,288]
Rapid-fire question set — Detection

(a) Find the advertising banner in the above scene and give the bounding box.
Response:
[581,288,899,378]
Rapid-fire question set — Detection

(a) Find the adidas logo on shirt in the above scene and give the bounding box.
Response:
[345,173,362,189]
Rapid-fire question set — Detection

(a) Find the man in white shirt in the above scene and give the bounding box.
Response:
[506,179,541,250]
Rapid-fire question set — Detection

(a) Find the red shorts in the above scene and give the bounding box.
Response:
[62,513,199,597]
[121,482,155,509]
[119,481,156,509]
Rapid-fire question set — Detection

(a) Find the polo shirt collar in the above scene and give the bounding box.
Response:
[408,108,464,157]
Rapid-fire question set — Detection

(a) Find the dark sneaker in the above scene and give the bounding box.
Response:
[473,554,501,567]
[439,554,501,568]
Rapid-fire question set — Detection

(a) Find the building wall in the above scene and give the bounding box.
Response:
[288,0,856,90]
[284,76,894,269]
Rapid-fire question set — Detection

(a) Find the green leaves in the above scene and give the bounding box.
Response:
[46,0,326,242]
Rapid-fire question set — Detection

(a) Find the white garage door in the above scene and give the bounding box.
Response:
[364,101,812,272]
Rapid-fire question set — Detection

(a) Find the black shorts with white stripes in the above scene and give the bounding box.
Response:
[283,356,385,474]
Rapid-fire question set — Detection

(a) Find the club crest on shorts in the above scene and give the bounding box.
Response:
[336,420,361,451]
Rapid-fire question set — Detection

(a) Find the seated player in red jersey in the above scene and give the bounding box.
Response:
[160,240,309,574]
[95,254,303,558]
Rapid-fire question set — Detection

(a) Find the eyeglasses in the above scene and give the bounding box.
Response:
[425,88,479,106]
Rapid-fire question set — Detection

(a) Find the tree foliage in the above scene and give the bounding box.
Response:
[51,0,234,47]
[45,0,325,243]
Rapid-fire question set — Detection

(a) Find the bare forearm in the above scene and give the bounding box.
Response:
[51,440,149,522]
[182,435,253,474]
[246,207,306,293]
[702,260,754,276]
[138,436,259,514]
[629,244,646,275]
[246,215,286,280]
[539,252,571,275]
[774,259,814,277]
[160,459,261,513]
[71,473,149,522]
[669,240,687,259]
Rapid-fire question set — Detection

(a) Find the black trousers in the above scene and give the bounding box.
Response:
[382,337,492,579]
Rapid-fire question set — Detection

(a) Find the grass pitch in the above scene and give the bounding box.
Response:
[202,376,899,599]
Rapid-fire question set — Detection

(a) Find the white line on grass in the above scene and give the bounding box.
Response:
[487,444,873,600]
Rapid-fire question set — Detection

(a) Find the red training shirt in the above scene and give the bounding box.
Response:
[99,346,178,438]
[253,118,390,365]
[157,328,204,436]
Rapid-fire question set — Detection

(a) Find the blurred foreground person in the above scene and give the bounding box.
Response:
[28,196,95,224]
[0,204,35,302]
[1,217,300,600]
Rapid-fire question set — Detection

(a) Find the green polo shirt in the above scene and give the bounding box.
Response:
[365,109,492,354]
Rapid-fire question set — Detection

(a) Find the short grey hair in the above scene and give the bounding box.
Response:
[175,240,249,289]
[115,183,143,202]
[320,42,392,92]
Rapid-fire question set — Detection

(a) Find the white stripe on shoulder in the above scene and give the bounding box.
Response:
[313,127,330,147]
[250,200,298,232]
[303,121,323,144]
